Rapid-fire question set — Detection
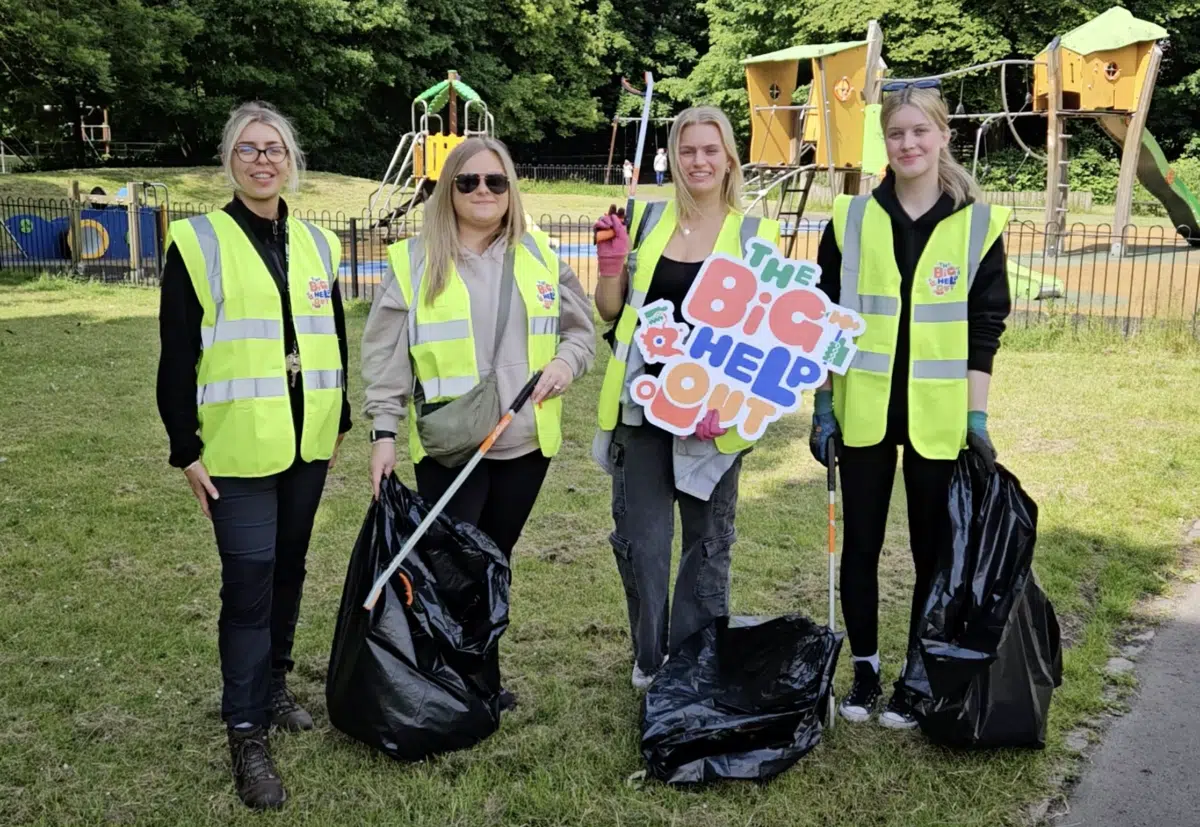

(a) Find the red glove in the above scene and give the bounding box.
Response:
[594,213,630,278]
[694,409,728,441]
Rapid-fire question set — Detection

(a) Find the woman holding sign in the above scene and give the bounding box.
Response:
[810,85,1012,728]
[592,106,782,689]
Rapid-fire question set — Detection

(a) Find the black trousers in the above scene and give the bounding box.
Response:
[209,459,329,727]
[838,441,955,659]
[414,451,552,558]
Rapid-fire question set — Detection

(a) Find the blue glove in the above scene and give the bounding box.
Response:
[809,390,840,467]
[966,410,997,473]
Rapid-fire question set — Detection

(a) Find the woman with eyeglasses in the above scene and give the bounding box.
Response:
[592,106,781,690]
[361,137,595,707]
[156,101,350,810]
[810,85,1012,728]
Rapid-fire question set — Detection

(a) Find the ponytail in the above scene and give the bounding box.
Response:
[937,145,983,207]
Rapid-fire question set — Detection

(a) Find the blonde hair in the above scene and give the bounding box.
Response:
[421,136,526,304]
[880,87,981,207]
[669,106,745,221]
[220,101,305,193]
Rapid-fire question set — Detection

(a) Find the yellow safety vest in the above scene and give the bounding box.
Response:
[167,210,344,477]
[830,194,1009,459]
[596,200,782,454]
[387,233,564,463]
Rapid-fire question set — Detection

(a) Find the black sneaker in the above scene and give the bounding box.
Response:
[879,688,919,730]
[228,725,286,810]
[270,675,314,732]
[499,688,519,711]
[838,661,882,723]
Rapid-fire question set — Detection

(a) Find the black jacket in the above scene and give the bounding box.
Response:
[815,172,1011,443]
[156,195,352,470]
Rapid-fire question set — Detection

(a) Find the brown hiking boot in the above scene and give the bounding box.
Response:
[270,674,314,732]
[228,725,286,810]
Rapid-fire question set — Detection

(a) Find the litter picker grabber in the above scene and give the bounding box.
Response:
[362,371,543,611]
[825,442,840,729]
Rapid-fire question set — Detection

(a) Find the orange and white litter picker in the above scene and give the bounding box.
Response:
[361,371,543,612]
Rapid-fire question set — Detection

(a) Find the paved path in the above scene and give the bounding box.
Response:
[1060,575,1200,826]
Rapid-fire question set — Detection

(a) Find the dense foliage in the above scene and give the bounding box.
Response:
[1,0,1197,174]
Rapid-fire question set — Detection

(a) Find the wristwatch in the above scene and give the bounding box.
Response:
[369,429,396,443]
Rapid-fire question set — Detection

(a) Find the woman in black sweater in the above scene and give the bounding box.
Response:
[156,101,350,811]
[809,86,1011,730]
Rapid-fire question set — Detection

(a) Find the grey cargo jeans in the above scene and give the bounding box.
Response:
[608,423,741,674]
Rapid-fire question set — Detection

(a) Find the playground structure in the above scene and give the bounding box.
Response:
[1,181,168,281]
[603,76,676,187]
[742,9,1199,253]
[368,71,494,231]
[738,7,1200,304]
[741,23,886,258]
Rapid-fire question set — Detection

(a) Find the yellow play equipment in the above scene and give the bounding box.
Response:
[740,23,885,255]
[1030,8,1196,254]
[742,7,1194,261]
[368,70,494,229]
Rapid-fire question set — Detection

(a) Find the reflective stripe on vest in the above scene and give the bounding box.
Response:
[170,211,343,477]
[596,200,783,454]
[831,194,1009,458]
[388,232,564,462]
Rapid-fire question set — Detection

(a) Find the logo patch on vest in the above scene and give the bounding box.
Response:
[536,281,557,309]
[307,277,331,309]
[928,262,960,296]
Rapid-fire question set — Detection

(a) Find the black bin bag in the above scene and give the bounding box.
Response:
[326,476,510,761]
[640,615,842,785]
[900,452,1063,748]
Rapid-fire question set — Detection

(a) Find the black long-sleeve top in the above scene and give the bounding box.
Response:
[815,172,1010,443]
[156,195,352,469]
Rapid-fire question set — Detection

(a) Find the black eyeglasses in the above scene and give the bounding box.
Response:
[880,79,942,93]
[454,173,510,195]
[235,144,288,163]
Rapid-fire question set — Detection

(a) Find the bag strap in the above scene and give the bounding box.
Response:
[490,246,517,366]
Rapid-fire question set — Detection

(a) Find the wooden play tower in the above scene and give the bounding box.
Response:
[741,22,886,255]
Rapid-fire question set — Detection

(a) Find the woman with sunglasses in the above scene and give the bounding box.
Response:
[362,137,595,706]
[592,106,781,690]
[810,85,1012,728]
[156,101,350,810]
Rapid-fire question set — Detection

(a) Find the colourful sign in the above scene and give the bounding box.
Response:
[631,239,865,440]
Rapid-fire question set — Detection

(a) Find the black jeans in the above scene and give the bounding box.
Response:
[209,459,329,727]
[838,441,955,660]
[413,451,552,558]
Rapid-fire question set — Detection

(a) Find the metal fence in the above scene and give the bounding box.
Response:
[3,196,1198,335]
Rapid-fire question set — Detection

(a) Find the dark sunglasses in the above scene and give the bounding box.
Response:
[454,173,510,195]
[880,78,942,93]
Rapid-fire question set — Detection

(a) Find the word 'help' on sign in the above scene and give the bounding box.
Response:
[631,238,866,441]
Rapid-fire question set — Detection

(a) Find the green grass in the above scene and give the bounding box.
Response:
[1,275,1198,826]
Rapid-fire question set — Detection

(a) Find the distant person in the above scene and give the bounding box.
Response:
[810,84,1012,729]
[156,101,351,810]
[622,158,634,188]
[653,147,668,186]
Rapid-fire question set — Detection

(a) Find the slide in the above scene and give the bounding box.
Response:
[1101,116,1200,246]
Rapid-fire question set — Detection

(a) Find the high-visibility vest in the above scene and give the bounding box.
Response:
[596,200,782,454]
[830,194,1010,459]
[167,210,344,477]
[387,232,564,464]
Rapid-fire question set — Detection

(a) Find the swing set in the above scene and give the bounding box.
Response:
[603,76,675,186]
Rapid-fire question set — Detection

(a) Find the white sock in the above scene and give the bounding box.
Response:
[852,653,881,674]
[233,722,255,731]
